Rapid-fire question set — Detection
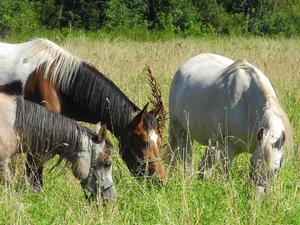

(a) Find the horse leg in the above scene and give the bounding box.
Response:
[219,144,235,179]
[26,154,44,192]
[181,134,193,173]
[169,119,193,173]
[168,119,180,167]
[198,145,219,179]
[0,158,10,187]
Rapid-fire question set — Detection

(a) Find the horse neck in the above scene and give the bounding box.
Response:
[64,133,90,166]
[61,62,140,138]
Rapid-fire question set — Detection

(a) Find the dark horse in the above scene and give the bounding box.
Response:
[0,94,116,202]
[0,39,167,190]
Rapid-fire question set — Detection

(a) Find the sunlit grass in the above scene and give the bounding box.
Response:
[1,36,300,224]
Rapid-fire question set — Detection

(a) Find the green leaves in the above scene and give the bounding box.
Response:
[0,0,40,38]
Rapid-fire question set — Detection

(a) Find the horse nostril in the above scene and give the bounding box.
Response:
[274,168,280,173]
[157,180,164,187]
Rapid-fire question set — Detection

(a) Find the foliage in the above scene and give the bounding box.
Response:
[0,0,40,37]
[1,0,300,37]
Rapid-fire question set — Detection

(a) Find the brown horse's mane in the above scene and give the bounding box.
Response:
[24,38,156,137]
[14,96,91,157]
[65,62,141,135]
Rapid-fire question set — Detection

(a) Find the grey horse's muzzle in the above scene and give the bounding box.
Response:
[101,185,117,202]
[81,169,116,203]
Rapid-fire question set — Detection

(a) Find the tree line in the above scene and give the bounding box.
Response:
[1,0,299,38]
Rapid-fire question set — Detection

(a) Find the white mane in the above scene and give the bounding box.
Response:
[22,38,82,92]
[219,59,293,154]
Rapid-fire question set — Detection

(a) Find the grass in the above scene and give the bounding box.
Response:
[1,36,300,224]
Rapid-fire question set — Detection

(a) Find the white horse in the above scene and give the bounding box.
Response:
[169,53,293,194]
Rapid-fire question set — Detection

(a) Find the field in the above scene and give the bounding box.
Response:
[1,36,300,225]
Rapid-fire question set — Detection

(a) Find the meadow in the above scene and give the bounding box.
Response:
[0,36,300,225]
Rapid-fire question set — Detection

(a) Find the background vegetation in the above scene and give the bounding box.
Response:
[0,36,300,224]
[1,0,300,38]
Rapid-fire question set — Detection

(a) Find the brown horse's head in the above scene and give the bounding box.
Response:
[120,103,167,184]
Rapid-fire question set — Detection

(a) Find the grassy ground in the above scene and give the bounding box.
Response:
[1,36,300,225]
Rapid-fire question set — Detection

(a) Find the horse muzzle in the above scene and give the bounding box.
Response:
[101,185,117,203]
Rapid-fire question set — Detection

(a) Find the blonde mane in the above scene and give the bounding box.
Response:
[219,59,294,154]
[260,96,294,156]
[23,38,82,92]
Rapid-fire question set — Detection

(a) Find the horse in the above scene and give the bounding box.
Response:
[0,93,116,202]
[169,53,293,195]
[0,38,167,186]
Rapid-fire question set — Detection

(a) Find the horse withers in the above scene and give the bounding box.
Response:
[0,39,167,184]
[169,53,293,196]
[0,94,116,203]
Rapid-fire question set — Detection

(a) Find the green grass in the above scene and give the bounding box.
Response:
[1,36,300,224]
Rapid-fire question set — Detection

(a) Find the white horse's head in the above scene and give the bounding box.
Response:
[250,114,286,195]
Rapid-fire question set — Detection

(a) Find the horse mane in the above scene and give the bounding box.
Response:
[23,38,140,134]
[14,96,84,156]
[23,38,81,92]
[219,59,294,154]
[217,59,253,81]
[66,62,140,135]
[260,95,294,155]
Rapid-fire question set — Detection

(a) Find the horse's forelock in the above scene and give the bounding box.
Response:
[144,113,157,131]
[260,97,293,156]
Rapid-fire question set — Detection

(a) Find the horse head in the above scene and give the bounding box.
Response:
[75,122,116,203]
[250,121,286,196]
[120,103,167,185]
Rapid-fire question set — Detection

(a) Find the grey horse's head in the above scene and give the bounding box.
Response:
[73,122,116,203]
[250,126,286,196]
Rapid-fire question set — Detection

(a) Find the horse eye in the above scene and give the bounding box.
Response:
[102,161,112,168]
[131,135,147,149]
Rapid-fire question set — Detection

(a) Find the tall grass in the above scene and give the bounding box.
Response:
[1,36,300,225]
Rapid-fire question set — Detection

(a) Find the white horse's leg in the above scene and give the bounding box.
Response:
[198,140,236,179]
[169,119,179,160]
[198,145,219,179]
[169,119,193,172]
[0,158,10,187]
[219,144,236,179]
[181,134,193,172]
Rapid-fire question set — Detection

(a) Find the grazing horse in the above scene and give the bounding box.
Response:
[0,39,167,186]
[0,94,116,202]
[169,53,293,194]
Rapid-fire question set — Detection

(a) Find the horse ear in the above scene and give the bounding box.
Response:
[128,103,148,130]
[149,106,164,120]
[96,122,106,142]
[257,128,264,142]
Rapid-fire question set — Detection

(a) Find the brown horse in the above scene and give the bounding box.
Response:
[0,39,167,188]
[0,94,116,202]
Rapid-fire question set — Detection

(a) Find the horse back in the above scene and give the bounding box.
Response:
[169,53,265,144]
